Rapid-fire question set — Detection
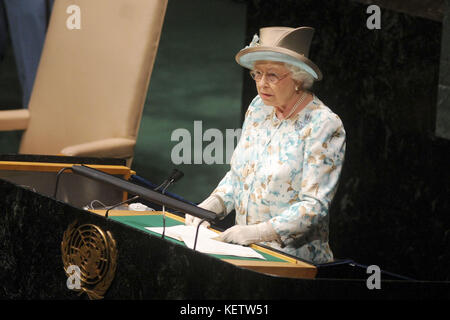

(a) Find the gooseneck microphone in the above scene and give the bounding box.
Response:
[154,169,184,192]
[53,167,72,199]
[158,169,184,239]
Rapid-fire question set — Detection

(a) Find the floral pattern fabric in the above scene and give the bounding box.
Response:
[211,94,346,264]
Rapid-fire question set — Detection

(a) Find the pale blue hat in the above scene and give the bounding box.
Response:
[235,26,322,81]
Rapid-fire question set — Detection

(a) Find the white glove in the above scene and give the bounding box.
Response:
[216,221,278,246]
[185,195,224,228]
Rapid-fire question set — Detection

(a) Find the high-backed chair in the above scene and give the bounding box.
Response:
[0,0,168,166]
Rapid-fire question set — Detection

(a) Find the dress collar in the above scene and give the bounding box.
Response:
[268,93,318,126]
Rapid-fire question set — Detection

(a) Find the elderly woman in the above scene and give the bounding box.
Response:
[186,26,346,264]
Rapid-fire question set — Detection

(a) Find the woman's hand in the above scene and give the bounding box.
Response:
[216,221,278,246]
[185,195,224,228]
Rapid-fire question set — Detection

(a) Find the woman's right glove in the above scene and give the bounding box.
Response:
[215,221,279,245]
[185,194,225,228]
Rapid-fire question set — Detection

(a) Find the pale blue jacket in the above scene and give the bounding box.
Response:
[212,95,346,264]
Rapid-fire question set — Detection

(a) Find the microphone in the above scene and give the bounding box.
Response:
[53,167,72,199]
[167,169,184,184]
[104,195,140,218]
[159,169,184,194]
[154,169,184,192]
[159,169,184,240]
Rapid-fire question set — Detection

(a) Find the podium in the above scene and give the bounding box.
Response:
[0,154,131,209]
[0,155,449,300]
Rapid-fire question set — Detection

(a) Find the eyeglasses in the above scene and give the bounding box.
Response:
[249,70,291,84]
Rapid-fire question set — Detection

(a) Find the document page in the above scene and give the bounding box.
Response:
[145,225,265,260]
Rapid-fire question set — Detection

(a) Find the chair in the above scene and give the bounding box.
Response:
[0,0,168,166]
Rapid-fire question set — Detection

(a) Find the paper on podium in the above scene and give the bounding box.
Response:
[145,225,265,260]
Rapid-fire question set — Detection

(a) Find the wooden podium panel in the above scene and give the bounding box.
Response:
[0,158,134,208]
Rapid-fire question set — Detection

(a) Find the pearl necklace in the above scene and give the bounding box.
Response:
[284,91,307,120]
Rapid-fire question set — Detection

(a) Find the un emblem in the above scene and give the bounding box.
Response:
[61,221,118,299]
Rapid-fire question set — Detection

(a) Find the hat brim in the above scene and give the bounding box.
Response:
[235,46,322,81]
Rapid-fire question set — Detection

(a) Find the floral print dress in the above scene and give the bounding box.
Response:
[211,94,346,264]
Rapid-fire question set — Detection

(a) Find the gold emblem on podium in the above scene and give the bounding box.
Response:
[61,221,118,299]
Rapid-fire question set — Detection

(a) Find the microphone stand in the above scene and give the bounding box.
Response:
[106,169,183,222]
[53,167,72,200]
[193,218,208,251]
[105,195,140,218]
[160,182,171,240]
[155,169,184,240]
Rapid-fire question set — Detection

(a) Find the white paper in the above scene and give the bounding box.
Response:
[145,225,265,260]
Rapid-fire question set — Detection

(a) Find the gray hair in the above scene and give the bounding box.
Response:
[284,63,315,90]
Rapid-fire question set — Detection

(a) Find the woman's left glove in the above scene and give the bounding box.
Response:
[185,195,224,228]
[216,221,279,246]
